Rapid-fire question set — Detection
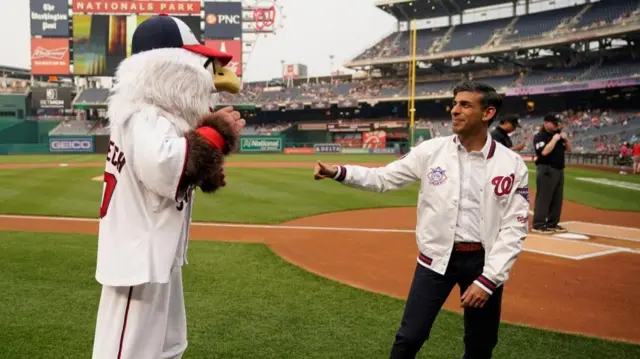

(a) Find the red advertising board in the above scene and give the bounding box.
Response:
[204,40,243,76]
[363,131,387,149]
[284,148,314,154]
[73,1,201,15]
[31,38,70,75]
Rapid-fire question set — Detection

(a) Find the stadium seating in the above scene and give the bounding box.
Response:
[442,18,512,52]
[49,120,97,135]
[572,0,640,30]
[73,88,110,105]
[502,7,580,43]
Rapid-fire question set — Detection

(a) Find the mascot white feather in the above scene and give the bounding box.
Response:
[91,15,245,359]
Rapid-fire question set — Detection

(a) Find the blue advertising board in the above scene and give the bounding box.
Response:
[30,0,70,37]
[49,136,94,153]
[314,143,342,153]
[204,2,243,39]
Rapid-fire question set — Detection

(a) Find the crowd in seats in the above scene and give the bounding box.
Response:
[241,122,294,135]
[0,79,30,94]
[570,0,640,31]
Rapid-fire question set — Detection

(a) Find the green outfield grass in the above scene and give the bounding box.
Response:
[0,153,399,164]
[0,155,639,220]
[1,232,638,359]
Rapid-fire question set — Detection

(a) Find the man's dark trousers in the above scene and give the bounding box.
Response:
[389,247,503,359]
[532,164,564,228]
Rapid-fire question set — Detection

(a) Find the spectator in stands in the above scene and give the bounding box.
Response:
[532,113,572,234]
[632,138,640,175]
[490,114,525,152]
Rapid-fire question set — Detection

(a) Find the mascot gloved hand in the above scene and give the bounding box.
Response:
[184,106,245,193]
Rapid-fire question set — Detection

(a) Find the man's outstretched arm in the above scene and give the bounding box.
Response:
[313,145,425,193]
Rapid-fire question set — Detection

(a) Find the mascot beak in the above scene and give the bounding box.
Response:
[211,58,241,95]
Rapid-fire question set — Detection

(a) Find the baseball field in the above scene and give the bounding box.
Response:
[1,153,639,358]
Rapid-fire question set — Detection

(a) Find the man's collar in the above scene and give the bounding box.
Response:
[453,133,496,159]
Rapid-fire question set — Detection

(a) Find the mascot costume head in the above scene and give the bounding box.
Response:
[107,14,245,194]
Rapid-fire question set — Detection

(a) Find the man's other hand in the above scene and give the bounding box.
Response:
[461,283,490,309]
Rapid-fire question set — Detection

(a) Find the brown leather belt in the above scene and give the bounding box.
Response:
[453,242,484,252]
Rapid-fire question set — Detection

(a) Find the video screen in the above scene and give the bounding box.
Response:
[73,15,201,76]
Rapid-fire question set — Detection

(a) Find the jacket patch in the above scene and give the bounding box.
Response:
[515,186,529,202]
[491,173,515,197]
[427,167,448,186]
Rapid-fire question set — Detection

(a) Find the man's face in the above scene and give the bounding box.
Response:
[503,122,515,133]
[450,91,495,136]
[544,121,559,132]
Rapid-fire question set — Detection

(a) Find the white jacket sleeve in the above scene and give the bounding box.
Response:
[127,116,188,202]
[333,146,424,193]
[475,159,530,295]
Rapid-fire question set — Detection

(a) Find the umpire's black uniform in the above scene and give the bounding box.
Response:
[532,115,567,233]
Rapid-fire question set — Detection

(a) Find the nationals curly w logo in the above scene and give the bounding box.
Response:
[491,174,515,197]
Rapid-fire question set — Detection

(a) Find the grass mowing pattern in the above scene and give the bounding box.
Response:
[0,232,638,358]
[0,166,420,223]
[0,164,639,220]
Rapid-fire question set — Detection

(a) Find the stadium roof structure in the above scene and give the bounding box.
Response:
[375,0,510,20]
[0,65,31,76]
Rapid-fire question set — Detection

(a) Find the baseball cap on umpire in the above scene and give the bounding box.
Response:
[500,114,520,128]
[543,113,562,123]
[132,14,232,65]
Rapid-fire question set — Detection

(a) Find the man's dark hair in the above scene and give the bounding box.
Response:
[453,81,503,126]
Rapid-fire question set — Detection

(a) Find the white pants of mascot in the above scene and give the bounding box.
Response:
[92,266,187,359]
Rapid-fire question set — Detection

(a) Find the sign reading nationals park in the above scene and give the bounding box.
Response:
[72,1,201,15]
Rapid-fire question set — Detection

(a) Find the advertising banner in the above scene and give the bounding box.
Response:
[204,40,242,76]
[240,136,283,152]
[362,131,387,149]
[31,87,73,109]
[341,148,369,154]
[297,123,327,131]
[30,38,70,75]
[505,77,640,96]
[73,1,201,15]
[30,0,70,37]
[327,123,371,132]
[204,2,243,39]
[284,148,314,154]
[369,148,398,154]
[49,137,94,153]
[313,143,342,154]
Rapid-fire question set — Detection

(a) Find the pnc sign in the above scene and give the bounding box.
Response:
[204,2,243,39]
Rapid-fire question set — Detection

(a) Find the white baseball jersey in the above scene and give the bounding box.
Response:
[96,106,194,287]
[332,134,530,295]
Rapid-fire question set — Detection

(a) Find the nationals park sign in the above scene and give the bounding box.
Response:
[240,136,284,153]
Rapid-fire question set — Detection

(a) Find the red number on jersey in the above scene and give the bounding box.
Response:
[100,172,117,218]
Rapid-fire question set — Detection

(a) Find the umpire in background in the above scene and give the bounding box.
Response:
[490,114,525,152]
[532,113,572,234]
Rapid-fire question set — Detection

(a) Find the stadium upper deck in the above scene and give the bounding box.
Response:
[347,0,640,65]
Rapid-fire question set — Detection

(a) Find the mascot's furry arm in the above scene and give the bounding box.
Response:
[177,113,239,195]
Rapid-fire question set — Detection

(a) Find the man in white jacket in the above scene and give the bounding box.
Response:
[315,81,530,359]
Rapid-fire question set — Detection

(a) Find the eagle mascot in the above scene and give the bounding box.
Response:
[91,15,245,359]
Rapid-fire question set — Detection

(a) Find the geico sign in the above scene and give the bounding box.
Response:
[208,14,241,25]
[51,140,92,150]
